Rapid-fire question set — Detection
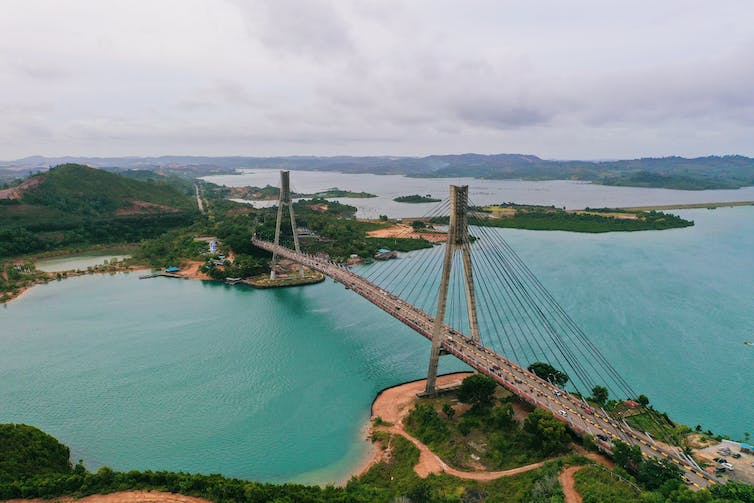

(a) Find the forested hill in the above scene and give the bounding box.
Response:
[3,154,754,190]
[0,164,199,258]
[14,163,196,215]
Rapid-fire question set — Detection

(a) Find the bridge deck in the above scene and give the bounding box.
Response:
[252,237,715,489]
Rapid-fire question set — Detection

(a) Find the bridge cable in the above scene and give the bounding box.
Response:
[473,235,592,396]
[465,209,598,394]
[465,203,640,400]
[467,214,609,394]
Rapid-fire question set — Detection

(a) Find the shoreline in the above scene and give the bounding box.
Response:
[345,372,474,482]
[1,264,151,305]
[617,200,754,211]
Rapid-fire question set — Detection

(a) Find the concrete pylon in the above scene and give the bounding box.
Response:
[424,185,480,396]
[270,171,304,279]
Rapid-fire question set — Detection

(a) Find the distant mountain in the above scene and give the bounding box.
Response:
[0,164,198,257]
[2,153,754,190]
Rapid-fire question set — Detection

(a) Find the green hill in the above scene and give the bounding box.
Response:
[0,424,73,483]
[0,164,199,258]
[20,164,195,215]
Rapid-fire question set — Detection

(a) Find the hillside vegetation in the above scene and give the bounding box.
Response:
[4,154,754,190]
[0,164,198,258]
[0,424,73,483]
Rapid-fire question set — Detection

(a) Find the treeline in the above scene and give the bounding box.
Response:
[447,209,692,233]
[0,467,367,502]
[498,210,693,233]
[0,213,197,259]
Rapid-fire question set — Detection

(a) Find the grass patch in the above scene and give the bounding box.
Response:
[624,411,689,445]
[404,391,564,471]
[574,465,640,503]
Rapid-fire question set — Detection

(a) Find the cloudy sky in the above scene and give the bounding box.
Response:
[1,0,753,160]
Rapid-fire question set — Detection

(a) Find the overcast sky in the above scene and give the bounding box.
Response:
[1,0,753,160]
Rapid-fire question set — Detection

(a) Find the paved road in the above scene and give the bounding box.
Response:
[194,183,205,214]
[252,237,716,489]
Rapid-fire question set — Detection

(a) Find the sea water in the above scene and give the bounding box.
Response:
[1,206,752,483]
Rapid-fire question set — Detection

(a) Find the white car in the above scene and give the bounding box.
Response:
[721,463,734,471]
[558,410,567,417]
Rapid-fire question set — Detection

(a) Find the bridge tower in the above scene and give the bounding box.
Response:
[270,170,304,280]
[424,185,481,395]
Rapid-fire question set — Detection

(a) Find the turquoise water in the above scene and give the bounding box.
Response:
[1,206,752,482]
[0,272,467,483]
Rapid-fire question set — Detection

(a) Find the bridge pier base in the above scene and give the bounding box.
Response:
[270,170,304,280]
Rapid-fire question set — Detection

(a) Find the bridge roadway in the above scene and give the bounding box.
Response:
[252,237,715,489]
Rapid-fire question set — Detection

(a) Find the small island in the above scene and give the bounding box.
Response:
[393,194,442,203]
[426,203,695,233]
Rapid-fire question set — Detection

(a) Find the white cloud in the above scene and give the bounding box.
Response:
[1,0,753,159]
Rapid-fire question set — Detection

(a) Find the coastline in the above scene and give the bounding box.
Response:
[618,200,754,211]
[1,264,151,305]
[2,256,232,305]
[344,372,474,483]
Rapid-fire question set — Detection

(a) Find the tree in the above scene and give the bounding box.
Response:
[590,385,609,405]
[612,439,643,471]
[523,408,570,455]
[637,394,650,407]
[709,480,754,502]
[487,403,514,429]
[637,458,682,490]
[527,362,569,387]
[411,220,426,231]
[457,374,497,410]
[405,404,449,444]
[442,402,455,421]
[378,214,388,221]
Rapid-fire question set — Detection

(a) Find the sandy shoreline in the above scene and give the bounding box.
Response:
[348,372,474,480]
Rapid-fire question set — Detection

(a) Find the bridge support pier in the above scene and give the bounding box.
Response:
[270,171,304,280]
[424,185,480,396]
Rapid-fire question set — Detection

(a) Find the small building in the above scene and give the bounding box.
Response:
[165,266,181,273]
[741,443,754,454]
[209,240,217,253]
[296,227,316,238]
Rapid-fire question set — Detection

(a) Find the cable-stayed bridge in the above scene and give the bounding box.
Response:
[252,171,716,489]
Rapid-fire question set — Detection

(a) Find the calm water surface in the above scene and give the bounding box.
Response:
[1,206,752,483]
[36,254,132,272]
[203,169,754,218]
